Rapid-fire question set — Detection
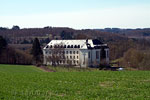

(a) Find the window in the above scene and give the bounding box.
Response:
[66,51,68,54]
[106,50,109,58]
[67,45,70,48]
[77,51,79,54]
[77,60,78,64]
[78,45,80,48]
[73,51,75,54]
[70,56,72,59]
[101,49,106,59]
[74,45,77,48]
[70,61,72,64]
[67,56,68,59]
[46,45,49,48]
[71,45,73,48]
[70,51,72,54]
[96,51,100,59]
[49,51,51,54]
[74,56,75,59]
[88,51,90,58]
[60,45,63,48]
[74,60,76,64]
[77,56,79,59]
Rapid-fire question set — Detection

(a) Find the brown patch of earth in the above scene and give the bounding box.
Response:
[39,66,56,72]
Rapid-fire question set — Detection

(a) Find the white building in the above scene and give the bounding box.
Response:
[43,39,109,68]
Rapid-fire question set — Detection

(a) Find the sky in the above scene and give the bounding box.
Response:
[0,0,150,29]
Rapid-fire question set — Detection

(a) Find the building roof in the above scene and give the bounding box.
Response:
[43,39,108,49]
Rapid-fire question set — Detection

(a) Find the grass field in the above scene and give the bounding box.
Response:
[0,64,150,100]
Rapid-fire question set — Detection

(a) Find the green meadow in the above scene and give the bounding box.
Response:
[0,64,150,100]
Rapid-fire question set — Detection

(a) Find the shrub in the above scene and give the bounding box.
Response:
[121,48,150,70]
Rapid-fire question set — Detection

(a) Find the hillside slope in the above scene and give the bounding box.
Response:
[0,64,44,73]
[0,64,150,100]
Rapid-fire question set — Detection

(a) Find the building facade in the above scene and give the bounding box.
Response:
[43,39,109,68]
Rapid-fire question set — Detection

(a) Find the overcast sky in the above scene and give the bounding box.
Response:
[0,0,150,29]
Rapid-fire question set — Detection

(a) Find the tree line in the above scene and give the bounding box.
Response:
[0,36,43,65]
[1,26,150,69]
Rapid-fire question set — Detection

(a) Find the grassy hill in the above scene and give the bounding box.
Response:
[0,64,150,100]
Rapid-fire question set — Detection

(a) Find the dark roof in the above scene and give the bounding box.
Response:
[88,46,109,49]
[92,39,103,45]
[94,46,109,49]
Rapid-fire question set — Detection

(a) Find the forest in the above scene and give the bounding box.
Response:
[0,26,150,70]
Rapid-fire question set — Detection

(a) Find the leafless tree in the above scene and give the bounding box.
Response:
[46,44,65,66]
[45,43,76,67]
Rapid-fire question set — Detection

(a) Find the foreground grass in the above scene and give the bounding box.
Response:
[0,64,44,73]
[0,64,150,100]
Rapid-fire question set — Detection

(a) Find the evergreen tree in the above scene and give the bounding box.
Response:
[0,36,7,54]
[0,36,7,63]
[31,38,43,65]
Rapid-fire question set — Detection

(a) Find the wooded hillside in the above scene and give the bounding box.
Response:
[1,26,150,69]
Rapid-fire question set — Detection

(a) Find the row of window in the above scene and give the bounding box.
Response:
[59,60,79,64]
[49,60,79,65]
[88,50,109,59]
[46,45,81,49]
[66,51,79,54]
[45,51,79,54]
[66,56,79,59]
[88,51,100,59]
[47,55,79,60]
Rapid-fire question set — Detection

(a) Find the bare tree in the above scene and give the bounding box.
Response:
[45,43,76,67]
[46,43,65,66]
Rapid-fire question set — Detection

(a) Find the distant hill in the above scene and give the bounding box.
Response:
[94,28,150,39]
[0,27,126,45]
[1,26,150,60]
